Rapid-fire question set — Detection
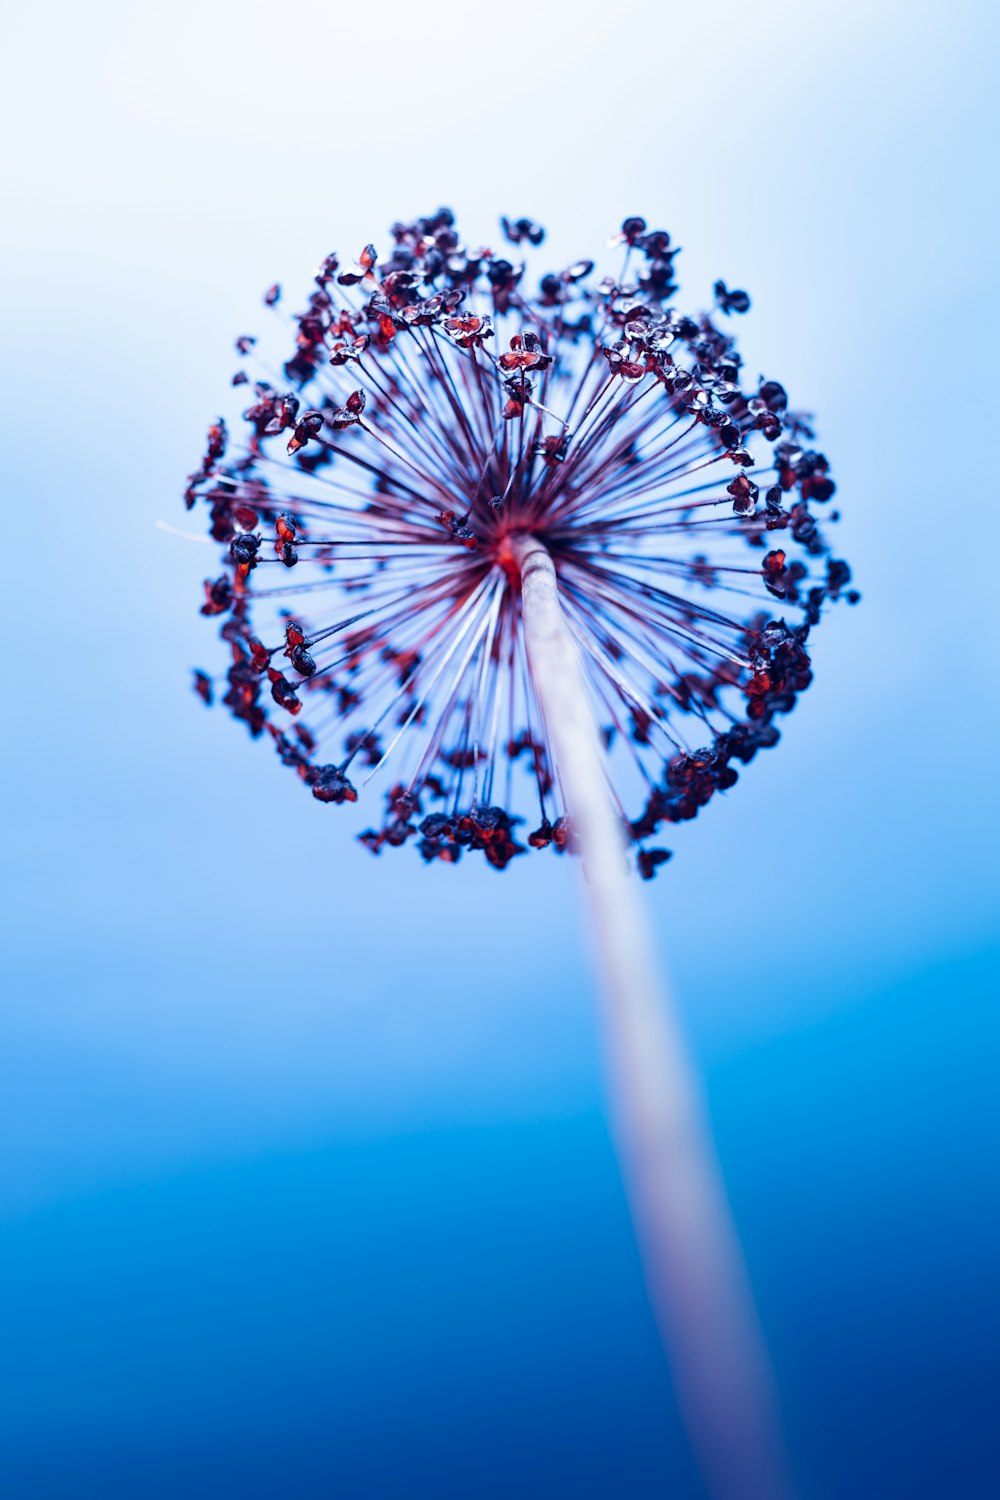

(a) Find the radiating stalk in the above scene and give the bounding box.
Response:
[515,532,795,1500]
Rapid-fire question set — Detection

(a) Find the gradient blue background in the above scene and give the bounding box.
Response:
[2,2,998,1495]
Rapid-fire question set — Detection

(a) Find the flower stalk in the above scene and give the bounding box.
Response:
[516,532,795,1500]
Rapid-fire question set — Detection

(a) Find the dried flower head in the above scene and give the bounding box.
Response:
[185,209,856,874]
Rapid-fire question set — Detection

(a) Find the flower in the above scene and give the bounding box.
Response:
[185,208,856,874]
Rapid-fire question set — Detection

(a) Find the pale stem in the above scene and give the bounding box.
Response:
[514,533,795,1500]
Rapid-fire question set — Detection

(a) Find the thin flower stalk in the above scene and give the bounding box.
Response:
[517,532,794,1500]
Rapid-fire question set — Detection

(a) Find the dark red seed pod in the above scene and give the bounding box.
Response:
[309,765,357,804]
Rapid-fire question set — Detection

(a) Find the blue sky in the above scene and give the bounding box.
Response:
[1,2,998,1495]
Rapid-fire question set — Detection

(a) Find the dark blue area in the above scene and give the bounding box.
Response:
[1,953,996,1499]
[1,1116,693,1499]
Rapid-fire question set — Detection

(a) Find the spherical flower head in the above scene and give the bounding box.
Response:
[186,209,856,875]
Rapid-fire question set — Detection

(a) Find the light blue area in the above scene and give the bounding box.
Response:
[1,1,998,1494]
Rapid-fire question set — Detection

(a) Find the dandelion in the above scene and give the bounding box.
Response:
[185,208,855,1500]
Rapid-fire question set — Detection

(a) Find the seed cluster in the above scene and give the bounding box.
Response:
[186,210,855,874]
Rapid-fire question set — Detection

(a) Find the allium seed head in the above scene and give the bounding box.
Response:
[186,209,856,874]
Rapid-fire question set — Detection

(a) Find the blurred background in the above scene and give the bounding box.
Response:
[1,1,998,1494]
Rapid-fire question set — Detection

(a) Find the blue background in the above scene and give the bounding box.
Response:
[2,2,998,1495]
